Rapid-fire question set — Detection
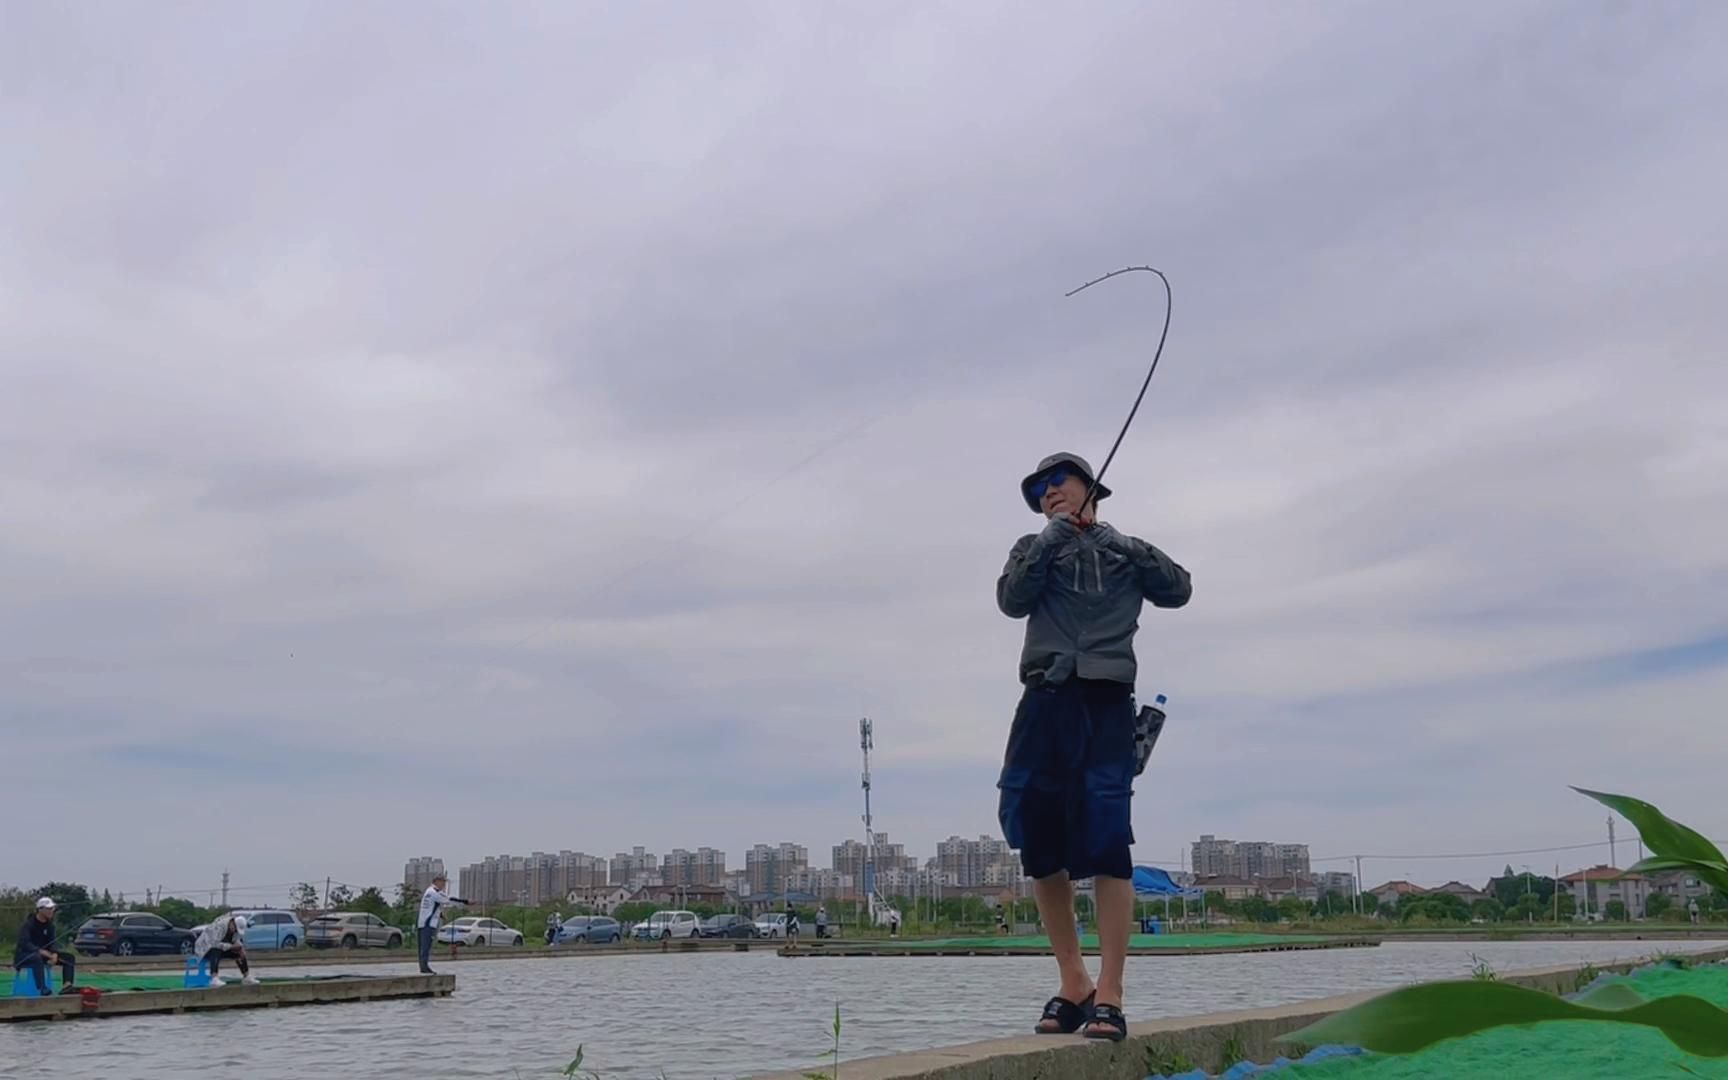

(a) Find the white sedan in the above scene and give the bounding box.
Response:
[437,917,525,947]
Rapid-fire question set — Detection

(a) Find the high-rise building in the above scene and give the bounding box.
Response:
[1314,871,1356,896]
[832,833,916,891]
[663,847,726,886]
[403,856,445,897]
[457,851,607,906]
[877,865,958,895]
[745,842,810,896]
[610,847,660,887]
[1191,836,1311,881]
[787,867,855,900]
[936,835,1018,887]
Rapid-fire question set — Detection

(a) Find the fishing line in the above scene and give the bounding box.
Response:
[1063,266,1173,514]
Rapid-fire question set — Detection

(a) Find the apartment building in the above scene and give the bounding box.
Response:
[787,867,856,901]
[936,835,1018,887]
[403,856,445,897]
[876,865,958,895]
[832,833,917,891]
[458,850,608,906]
[609,847,661,887]
[745,842,810,896]
[1191,835,1312,880]
[662,847,726,886]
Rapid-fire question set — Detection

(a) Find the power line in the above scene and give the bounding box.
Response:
[1312,840,1612,863]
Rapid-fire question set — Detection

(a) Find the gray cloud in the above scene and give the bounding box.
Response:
[3,2,1726,898]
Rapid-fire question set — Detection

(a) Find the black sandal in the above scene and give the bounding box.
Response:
[1035,990,1095,1034]
[1083,1003,1127,1042]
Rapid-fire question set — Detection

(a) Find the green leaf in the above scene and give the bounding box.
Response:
[1572,789,1727,869]
[1629,857,1728,895]
[1279,980,1728,1057]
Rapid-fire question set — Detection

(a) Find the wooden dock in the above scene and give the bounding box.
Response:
[778,936,1379,958]
[0,973,453,1023]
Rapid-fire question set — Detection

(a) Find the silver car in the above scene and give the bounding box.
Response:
[305,912,405,950]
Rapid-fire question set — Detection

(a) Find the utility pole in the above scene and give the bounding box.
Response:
[859,718,876,922]
[1554,863,1561,922]
[1608,817,1617,869]
[324,877,332,910]
[1354,855,1364,916]
[221,869,230,908]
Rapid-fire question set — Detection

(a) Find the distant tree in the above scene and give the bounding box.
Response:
[1276,895,1312,922]
[1644,893,1673,919]
[613,902,657,927]
[156,897,201,928]
[1492,868,1555,909]
[1556,892,1578,918]
[352,887,393,920]
[1471,897,1505,923]
[328,884,355,908]
[1203,891,1228,918]
[1604,899,1628,922]
[36,882,93,914]
[1359,893,1380,917]
[1508,895,1543,922]
[1241,896,1279,923]
[290,883,320,911]
[99,889,114,913]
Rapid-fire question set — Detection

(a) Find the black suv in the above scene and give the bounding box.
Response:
[74,912,197,956]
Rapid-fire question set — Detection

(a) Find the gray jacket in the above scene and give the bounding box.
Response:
[996,523,1191,686]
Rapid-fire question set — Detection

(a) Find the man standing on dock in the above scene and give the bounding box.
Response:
[416,873,471,975]
[13,897,76,996]
[995,452,1191,1042]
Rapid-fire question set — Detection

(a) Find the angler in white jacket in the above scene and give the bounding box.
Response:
[416,874,471,974]
[193,913,258,987]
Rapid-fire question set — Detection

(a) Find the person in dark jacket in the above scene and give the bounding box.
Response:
[14,897,76,995]
[996,451,1190,1042]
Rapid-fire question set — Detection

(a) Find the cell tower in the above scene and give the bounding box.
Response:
[860,718,876,911]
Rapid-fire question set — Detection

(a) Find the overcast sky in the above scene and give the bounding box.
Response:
[3,2,1725,908]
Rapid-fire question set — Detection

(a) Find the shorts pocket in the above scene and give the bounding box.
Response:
[997,769,1032,851]
[1082,766,1135,855]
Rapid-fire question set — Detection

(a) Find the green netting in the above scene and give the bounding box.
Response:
[1,973,303,998]
[3,973,190,997]
[1280,964,1728,1079]
[877,932,1329,950]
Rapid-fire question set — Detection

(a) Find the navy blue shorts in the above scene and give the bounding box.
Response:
[996,678,1136,882]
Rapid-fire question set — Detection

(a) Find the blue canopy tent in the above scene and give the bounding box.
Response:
[1131,865,1206,931]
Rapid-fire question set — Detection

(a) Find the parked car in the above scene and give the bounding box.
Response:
[632,910,701,940]
[240,910,306,951]
[74,913,196,957]
[754,912,789,938]
[187,910,305,952]
[698,914,759,939]
[305,912,405,949]
[437,916,525,947]
[552,916,622,945]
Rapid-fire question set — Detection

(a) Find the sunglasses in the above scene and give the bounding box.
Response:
[1028,469,1075,501]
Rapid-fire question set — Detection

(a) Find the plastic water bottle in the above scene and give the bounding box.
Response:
[1133,693,1167,776]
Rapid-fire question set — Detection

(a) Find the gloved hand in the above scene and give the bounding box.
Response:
[1086,521,1135,556]
[1037,513,1082,547]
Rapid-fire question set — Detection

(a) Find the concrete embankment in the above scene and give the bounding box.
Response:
[747,945,1728,1080]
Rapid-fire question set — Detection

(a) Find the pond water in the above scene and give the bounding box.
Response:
[3,939,1721,1079]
